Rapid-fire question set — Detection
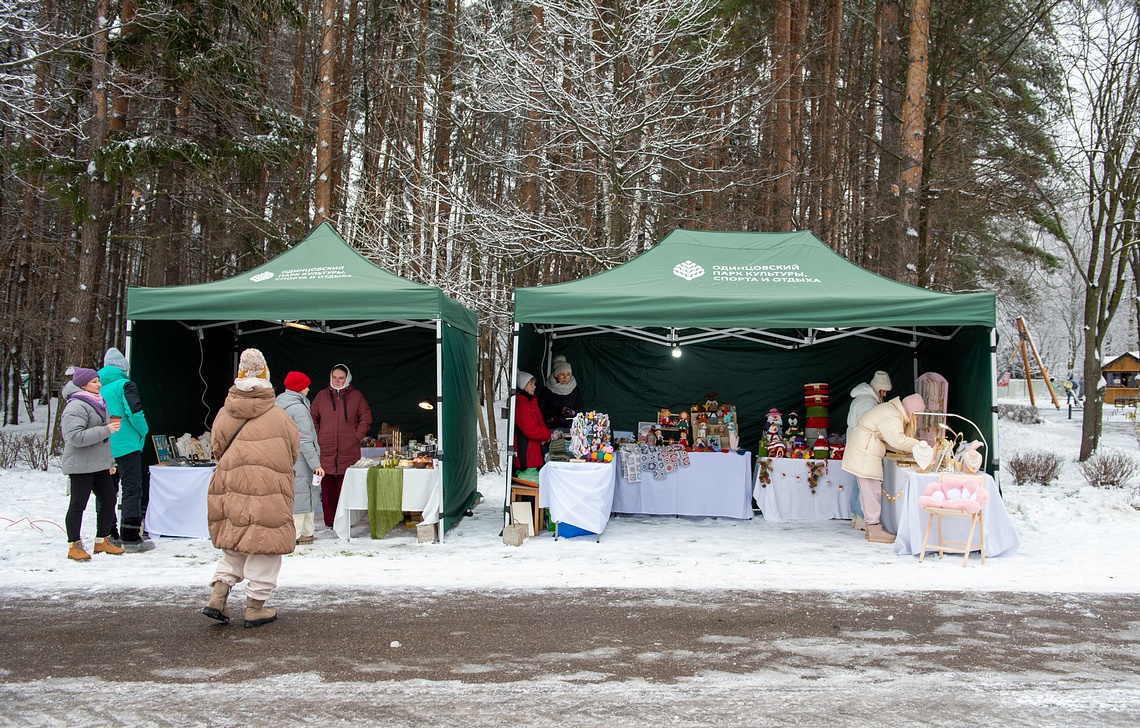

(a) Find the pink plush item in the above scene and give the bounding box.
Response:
[918,475,989,514]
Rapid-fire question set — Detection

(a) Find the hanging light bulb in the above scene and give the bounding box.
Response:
[671,346,682,358]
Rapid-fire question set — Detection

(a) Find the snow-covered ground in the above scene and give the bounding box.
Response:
[2,398,1138,595]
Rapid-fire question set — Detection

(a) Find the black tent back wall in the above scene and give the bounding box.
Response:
[131,320,438,464]
[525,327,991,459]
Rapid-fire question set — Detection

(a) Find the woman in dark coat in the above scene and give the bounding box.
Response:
[513,370,550,474]
[538,355,586,431]
[310,363,372,528]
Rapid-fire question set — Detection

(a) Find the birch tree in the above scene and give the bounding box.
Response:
[1050,0,1140,458]
[463,0,766,273]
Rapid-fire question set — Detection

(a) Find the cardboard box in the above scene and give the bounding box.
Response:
[417,523,437,543]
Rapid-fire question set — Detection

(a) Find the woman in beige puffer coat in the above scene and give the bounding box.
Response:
[202,349,300,628]
[841,394,924,544]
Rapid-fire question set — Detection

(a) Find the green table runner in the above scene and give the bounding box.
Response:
[366,467,404,539]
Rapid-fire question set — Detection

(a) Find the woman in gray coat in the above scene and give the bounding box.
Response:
[60,367,125,561]
[276,372,323,544]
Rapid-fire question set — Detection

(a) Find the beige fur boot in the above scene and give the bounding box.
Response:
[201,581,231,623]
[865,523,896,543]
[244,598,278,628]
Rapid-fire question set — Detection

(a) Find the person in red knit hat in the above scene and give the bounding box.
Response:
[276,371,323,544]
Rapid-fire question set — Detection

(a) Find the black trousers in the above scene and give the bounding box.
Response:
[112,450,150,533]
[66,470,117,543]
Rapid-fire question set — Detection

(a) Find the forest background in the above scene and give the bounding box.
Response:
[2,0,1139,464]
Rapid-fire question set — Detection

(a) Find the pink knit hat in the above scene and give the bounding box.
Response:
[902,393,925,415]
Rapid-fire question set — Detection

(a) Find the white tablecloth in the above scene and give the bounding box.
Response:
[538,460,618,534]
[755,458,856,522]
[333,464,443,539]
[145,465,214,539]
[882,459,1020,557]
[613,451,753,519]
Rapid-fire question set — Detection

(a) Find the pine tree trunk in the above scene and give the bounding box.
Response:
[876,0,903,277]
[72,0,113,365]
[314,0,341,224]
[898,0,929,284]
[772,0,794,231]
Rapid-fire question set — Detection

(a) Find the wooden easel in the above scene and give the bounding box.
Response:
[1014,317,1060,409]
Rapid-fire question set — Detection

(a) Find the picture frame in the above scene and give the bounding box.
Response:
[152,435,173,464]
[706,434,722,450]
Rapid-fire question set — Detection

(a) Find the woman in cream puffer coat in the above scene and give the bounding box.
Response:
[841,394,923,543]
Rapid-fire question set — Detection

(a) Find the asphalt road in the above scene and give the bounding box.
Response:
[2,589,1138,726]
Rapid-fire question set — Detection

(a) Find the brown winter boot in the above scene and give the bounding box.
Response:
[93,536,124,555]
[244,598,278,628]
[865,523,896,544]
[201,581,231,624]
[67,541,91,561]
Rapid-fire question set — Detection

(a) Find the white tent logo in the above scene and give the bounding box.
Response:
[250,271,274,283]
[673,260,705,281]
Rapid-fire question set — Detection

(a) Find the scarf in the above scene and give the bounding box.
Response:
[545,374,578,396]
[68,390,108,421]
[234,377,274,391]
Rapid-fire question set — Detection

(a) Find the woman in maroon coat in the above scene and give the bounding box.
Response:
[310,364,372,528]
[513,371,550,474]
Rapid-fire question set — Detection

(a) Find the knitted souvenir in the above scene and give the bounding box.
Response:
[813,436,830,459]
[784,412,804,448]
[765,408,783,439]
[570,411,611,458]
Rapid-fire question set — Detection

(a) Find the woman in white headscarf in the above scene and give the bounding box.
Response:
[538,355,586,431]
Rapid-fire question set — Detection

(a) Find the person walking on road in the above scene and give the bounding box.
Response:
[202,349,299,628]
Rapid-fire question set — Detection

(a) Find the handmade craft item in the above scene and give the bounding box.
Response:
[570,411,611,457]
[756,457,774,487]
[807,460,828,494]
[765,408,783,438]
[912,441,936,472]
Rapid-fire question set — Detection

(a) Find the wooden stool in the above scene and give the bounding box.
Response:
[919,506,985,567]
[510,478,544,535]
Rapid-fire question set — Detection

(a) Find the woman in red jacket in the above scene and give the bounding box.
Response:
[513,371,550,474]
[310,364,372,528]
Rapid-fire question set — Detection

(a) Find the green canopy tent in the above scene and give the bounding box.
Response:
[507,229,999,523]
[126,223,479,534]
